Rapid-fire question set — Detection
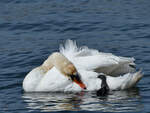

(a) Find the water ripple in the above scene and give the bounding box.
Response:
[22,89,143,112]
[0,0,150,113]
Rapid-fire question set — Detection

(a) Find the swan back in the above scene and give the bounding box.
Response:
[60,40,135,76]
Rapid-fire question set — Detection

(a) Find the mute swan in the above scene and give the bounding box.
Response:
[23,40,143,93]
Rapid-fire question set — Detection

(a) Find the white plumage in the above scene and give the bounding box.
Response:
[23,40,143,92]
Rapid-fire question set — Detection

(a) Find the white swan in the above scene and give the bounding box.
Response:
[23,40,143,92]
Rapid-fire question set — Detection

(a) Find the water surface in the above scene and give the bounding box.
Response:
[0,0,150,113]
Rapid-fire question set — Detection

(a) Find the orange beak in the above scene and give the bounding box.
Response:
[70,74,86,90]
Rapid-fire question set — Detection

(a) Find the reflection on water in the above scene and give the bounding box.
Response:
[22,88,143,112]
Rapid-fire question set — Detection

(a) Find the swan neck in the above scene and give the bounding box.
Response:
[41,58,54,73]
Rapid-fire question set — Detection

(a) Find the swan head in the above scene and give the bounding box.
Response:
[63,64,86,89]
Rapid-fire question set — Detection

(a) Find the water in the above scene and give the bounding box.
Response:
[0,0,150,113]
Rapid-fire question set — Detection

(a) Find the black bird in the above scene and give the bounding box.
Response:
[96,74,109,96]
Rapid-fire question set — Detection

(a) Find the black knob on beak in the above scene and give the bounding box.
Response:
[70,74,86,90]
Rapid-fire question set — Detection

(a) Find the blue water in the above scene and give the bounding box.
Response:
[0,0,150,113]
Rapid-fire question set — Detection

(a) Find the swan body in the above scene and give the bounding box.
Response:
[23,40,143,92]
